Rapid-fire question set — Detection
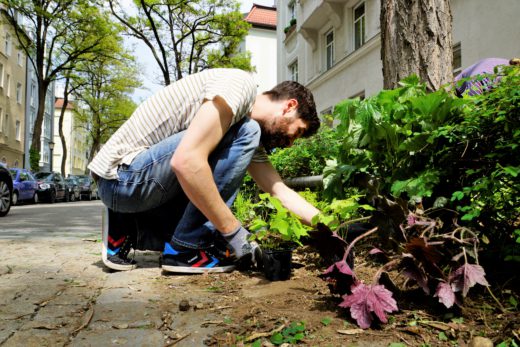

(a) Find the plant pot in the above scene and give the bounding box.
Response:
[262,248,293,281]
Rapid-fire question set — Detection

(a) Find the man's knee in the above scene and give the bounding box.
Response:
[240,118,261,144]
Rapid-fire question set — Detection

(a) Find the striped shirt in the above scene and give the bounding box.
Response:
[88,68,267,180]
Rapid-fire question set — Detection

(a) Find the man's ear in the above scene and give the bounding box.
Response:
[283,98,299,116]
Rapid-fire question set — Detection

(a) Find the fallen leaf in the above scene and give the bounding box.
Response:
[337,328,364,335]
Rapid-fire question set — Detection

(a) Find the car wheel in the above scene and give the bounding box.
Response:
[70,192,75,202]
[12,191,19,206]
[65,191,70,202]
[49,190,56,204]
[33,192,39,204]
[0,180,12,217]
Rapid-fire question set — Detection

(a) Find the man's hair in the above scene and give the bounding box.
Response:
[263,81,320,138]
[510,58,520,66]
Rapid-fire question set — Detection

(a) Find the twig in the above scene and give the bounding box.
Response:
[164,333,191,346]
[245,323,287,342]
[73,304,94,334]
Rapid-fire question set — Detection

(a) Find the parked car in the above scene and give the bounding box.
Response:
[34,172,68,203]
[69,175,98,200]
[9,168,39,205]
[0,163,13,217]
[64,177,81,202]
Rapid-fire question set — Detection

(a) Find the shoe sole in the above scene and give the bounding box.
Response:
[161,264,235,274]
[102,207,136,271]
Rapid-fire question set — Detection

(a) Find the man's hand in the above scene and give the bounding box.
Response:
[222,225,253,258]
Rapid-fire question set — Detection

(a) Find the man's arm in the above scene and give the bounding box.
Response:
[170,97,240,234]
[248,161,320,225]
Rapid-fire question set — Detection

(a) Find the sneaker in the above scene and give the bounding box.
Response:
[161,242,235,274]
[102,207,137,271]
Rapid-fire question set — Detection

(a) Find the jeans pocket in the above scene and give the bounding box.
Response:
[115,178,166,213]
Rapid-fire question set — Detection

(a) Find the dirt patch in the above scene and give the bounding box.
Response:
[154,247,520,346]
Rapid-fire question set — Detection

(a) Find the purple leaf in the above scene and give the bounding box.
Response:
[434,282,456,308]
[400,254,430,294]
[449,263,489,297]
[320,260,356,295]
[339,282,398,329]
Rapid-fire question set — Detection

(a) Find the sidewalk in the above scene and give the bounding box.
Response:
[0,238,228,346]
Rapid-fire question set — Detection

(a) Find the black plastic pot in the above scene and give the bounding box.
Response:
[262,248,293,281]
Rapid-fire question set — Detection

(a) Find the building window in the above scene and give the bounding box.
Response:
[453,42,462,76]
[4,32,12,56]
[325,30,334,70]
[16,83,22,104]
[15,120,21,141]
[289,60,298,82]
[288,1,296,20]
[5,74,10,97]
[30,84,36,106]
[3,114,8,136]
[354,2,366,50]
[0,63,3,88]
[0,108,2,133]
[17,52,23,67]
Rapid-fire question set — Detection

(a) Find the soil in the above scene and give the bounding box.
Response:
[1,238,518,347]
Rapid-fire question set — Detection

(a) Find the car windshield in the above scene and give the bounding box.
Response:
[34,172,52,180]
[9,169,18,179]
[78,177,90,184]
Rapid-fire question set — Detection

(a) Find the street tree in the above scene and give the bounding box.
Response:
[73,52,140,167]
[1,0,121,170]
[108,0,253,86]
[380,0,453,91]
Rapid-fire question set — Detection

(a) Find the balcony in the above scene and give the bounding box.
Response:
[298,0,349,50]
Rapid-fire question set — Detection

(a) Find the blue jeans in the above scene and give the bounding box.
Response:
[98,118,261,249]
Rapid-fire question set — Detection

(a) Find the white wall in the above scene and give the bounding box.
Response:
[452,0,520,67]
[245,27,278,92]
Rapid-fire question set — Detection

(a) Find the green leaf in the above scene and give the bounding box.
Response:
[438,332,449,341]
[270,332,284,345]
[321,317,332,326]
[503,166,520,177]
[251,340,262,347]
[388,343,407,347]
[451,191,465,201]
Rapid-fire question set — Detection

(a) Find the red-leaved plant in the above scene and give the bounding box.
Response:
[314,197,489,329]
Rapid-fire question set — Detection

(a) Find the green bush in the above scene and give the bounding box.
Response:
[325,67,519,257]
[270,124,341,179]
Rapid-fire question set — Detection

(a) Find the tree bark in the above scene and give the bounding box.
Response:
[59,77,71,176]
[381,0,453,91]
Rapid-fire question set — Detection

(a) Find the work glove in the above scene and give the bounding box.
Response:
[222,225,263,270]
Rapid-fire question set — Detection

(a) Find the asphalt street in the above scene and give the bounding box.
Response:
[0,200,104,240]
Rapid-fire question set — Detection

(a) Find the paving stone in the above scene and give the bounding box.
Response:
[72,328,164,347]
[88,302,163,330]
[2,329,69,347]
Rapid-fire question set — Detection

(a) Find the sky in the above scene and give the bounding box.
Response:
[131,0,276,102]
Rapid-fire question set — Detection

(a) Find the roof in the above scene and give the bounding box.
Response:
[55,98,74,110]
[244,4,277,29]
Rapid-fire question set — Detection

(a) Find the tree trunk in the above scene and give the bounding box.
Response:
[59,77,71,176]
[380,0,453,91]
[30,80,50,160]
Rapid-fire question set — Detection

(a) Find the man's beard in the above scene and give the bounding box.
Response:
[260,127,292,153]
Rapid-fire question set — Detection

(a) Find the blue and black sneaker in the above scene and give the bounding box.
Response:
[161,242,235,274]
[102,207,137,271]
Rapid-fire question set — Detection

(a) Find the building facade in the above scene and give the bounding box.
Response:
[277,0,520,115]
[0,10,27,168]
[53,98,89,176]
[241,4,278,92]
